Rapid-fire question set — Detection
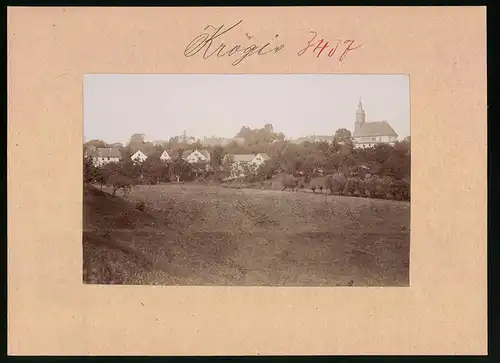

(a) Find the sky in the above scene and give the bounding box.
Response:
[84,74,410,144]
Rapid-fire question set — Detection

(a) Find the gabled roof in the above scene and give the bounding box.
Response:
[181,149,193,158]
[354,121,398,137]
[230,154,256,162]
[182,149,210,160]
[256,153,271,161]
[225,153,271,163]
[132,150,148,157]
[92,148,122,158]
[199,149,211,160]
[291,135,334,144]
[159,150,172,160]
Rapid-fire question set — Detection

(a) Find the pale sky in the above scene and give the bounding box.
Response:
[84,74,410,144]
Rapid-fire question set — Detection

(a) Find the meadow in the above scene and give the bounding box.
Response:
[83,183,410,286]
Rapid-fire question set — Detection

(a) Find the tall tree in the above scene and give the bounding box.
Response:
[85,139,107,149]
[129,133,145,144]
[211,145,225,167]
[334,128,352,143]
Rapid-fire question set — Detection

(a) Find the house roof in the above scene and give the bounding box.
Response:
[199,150,211,160]
[93,148,122,158]
[291,135,334,144]
[181,150,193,157]
[182,149,211,160]
[312,135,335,142]
[257,153,271,161]
[354,121,398,137]
[230,154,256,162]
[132,150,148,157]
[226,153,271,162]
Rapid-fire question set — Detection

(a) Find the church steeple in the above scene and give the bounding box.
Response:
[355,97,366,134]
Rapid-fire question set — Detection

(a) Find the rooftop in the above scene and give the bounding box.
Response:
[354,121,398,137]
[88,147,122,158]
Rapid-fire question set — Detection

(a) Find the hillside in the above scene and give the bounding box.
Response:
[83,185,161,284]
[83,184,410,286]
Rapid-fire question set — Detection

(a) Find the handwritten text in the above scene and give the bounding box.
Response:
[184,20,285,66]
[298,31,362,61]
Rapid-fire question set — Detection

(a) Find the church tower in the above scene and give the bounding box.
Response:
[355,97,366,134]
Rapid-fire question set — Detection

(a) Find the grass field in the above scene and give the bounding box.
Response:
[83,183,410,286]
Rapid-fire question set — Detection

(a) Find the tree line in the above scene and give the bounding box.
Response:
[84,125,410,200]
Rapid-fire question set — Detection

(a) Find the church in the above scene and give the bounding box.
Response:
[352,99,398,148]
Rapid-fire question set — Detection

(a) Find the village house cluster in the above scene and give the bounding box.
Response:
[85,144,272,179]
[84,99,399,176]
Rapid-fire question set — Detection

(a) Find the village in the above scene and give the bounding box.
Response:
[84,99,407,186]
[82,76,411,287]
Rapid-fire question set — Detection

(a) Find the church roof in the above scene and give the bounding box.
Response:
[354,121,398,137]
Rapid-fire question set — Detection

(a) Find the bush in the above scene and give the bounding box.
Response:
[281,174,298,190]
[309,176,326,192]
[135,201,145,211]
[325,174,347,195]
[344,177,361,196]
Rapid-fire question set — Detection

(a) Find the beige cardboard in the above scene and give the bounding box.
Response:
[7,6,487,355]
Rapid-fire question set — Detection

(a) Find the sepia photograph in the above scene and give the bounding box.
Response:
[83,74,411,286]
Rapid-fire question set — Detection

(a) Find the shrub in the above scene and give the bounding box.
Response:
[325,173,347,195]
[281,174,298,191]
[309,176,325,192]
[344,177,360,196]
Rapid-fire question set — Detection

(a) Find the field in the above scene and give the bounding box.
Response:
[83,183,410,286]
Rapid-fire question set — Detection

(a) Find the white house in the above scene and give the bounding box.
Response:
[223,153,271,178]
[291,135,335,144]
[86,147,122,167]
[182,149,211,164]
[131,150,148,163]
[353,99,398,148]
[160,150,172,162]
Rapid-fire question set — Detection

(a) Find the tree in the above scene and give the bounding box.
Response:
[129,133,145,144]
[258,159,280,179]
[325,173,347,195]
[235,126,252,140]
[107,172,133,196]
[281,174,298,191]
[127,133,147,152]
[169,159,193,182]
[210,145,224,168]
[334,128,352,143]
[142,159,169,184]
[83,155,99,184]
[235,124,286,146]
[275,132,286,141]
[371,144,393,164]
[192,160,208,177]
[85,139,107,149]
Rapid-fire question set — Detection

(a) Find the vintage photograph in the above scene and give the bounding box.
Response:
[83,74,411,286]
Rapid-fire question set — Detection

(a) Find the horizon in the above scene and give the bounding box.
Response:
[84,74,410,145]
